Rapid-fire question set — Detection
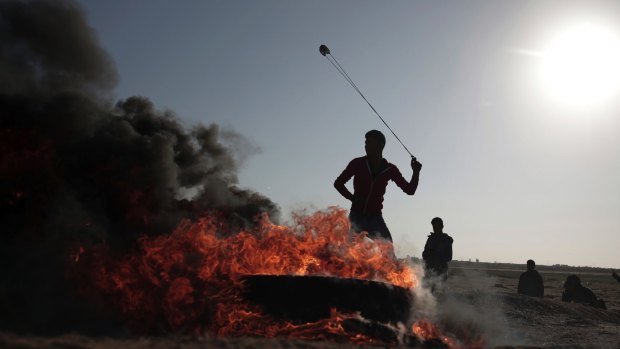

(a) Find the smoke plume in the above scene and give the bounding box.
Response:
[0,0,278,335]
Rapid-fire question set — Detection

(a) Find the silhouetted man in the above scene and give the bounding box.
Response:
[517,260,544,297]
[562,275,606,309]
[422,217,453,280]
[334,130,422,241]
[612,271,620,284]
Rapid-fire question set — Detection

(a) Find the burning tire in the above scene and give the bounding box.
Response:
[242,275,412,324]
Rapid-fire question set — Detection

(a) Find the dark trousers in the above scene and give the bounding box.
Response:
[348,211,392,241]
[423,261,448,293]
[424,262,448,280]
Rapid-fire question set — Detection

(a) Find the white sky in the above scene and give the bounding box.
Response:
[79,0,620,268]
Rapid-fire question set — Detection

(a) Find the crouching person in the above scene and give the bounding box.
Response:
[562,275,606,309]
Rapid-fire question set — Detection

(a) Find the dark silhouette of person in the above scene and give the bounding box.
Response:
[561,275,606,309]
[612,271,620,284]
[517,260,544,297]
[422,217,453,280]
[334,130,422,241]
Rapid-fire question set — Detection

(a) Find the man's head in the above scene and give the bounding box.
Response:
[564,274,581,291]
[431,217,443,233]
[527,259,536,271]
[365,130,386,158]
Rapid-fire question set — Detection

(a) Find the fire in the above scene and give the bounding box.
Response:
[412,320,485,349]
[74,206,485,347]
[76,207,415,338]
[413,320,456,347]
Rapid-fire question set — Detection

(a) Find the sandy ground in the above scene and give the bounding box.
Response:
[1,266,619,349]
[440,268,620,348]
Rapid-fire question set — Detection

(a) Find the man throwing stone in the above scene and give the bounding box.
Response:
[334,130,422,241]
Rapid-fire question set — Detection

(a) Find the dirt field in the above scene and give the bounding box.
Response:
[1,266,619,349]
[441,267,620,348]
[448,267,620,312]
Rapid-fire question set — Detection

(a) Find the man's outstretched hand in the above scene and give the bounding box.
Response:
[411,157,422,173]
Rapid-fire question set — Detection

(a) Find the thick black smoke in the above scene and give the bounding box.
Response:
[0,0,278,335]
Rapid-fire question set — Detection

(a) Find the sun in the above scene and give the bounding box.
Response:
[541,23,620,107]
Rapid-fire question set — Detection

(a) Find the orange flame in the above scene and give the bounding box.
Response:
[413,320,456,347]
[77,207,416,339]
[412,320,485,349]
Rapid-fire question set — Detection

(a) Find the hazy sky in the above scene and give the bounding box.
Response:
[79,0,620,268]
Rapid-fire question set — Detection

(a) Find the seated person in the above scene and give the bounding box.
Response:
[517,259,544,297]
[561,275,606,309]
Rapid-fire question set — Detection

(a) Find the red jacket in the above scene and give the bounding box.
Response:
[334,156,418,215]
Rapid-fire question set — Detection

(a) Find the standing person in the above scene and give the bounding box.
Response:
[422,217,453,280]
[517,260,544,297]
[334,130,422,241]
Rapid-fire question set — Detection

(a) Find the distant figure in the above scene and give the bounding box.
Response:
[517,260,544,297]
[561,275,606,309]
[422,217,453,280]
[612,271,620,284]
[334,130,422,241]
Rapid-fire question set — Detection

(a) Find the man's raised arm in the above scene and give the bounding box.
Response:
[391,158,422,195]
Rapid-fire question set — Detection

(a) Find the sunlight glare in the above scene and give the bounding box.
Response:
[541,23,620,107]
